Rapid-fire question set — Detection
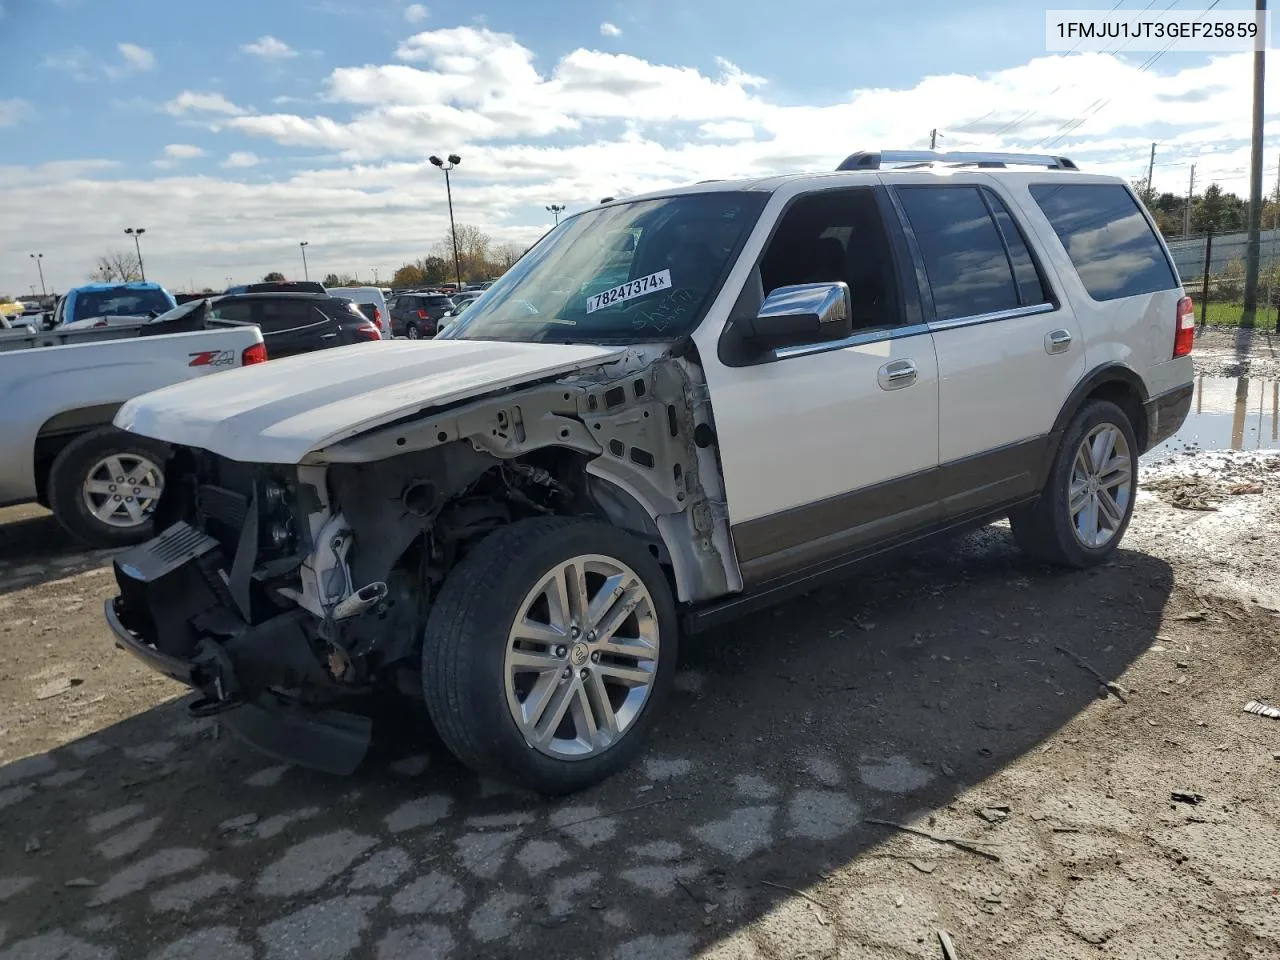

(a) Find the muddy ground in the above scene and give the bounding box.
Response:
[2,344,1280,959]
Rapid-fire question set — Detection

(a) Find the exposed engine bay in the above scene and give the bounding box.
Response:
[107,345,737,770]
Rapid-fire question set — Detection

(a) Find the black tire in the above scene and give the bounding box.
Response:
[405,322,422,340]
[1009,399,1138,568]
[46,427,169,548]
[422,517,678,795]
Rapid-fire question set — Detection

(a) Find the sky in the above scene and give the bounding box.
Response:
[0,0,1276,295]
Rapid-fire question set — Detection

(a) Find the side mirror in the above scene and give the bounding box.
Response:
[737,282,853,347]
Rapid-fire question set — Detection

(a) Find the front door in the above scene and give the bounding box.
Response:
[694,185,941,585]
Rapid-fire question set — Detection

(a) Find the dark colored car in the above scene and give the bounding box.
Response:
[225,281,327,295]
[140,293,380,359]
[389,292,455,338]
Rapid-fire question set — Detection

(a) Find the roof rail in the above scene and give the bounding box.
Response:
[837,150,1079,172]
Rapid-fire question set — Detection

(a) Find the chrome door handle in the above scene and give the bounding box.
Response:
[1046,329,1073,354]
[878,359,917,390]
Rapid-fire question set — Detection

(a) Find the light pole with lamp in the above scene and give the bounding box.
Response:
[546,204,565,226]
[429,154,463,290]
[29,253,46,297]
[123,228,146,281]
[299,241,310,281]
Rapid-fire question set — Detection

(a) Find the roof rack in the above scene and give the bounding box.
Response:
[837,150,1078,172]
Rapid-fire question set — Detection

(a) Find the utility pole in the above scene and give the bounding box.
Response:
[429,154,463,289]
[929,128,939,149]
[124,227,147,281]
[1145,142,1156,203]
[1184,165,1196,237]
[1241,0,1267,327]
[299,241,310,281]
[28,253,46,297]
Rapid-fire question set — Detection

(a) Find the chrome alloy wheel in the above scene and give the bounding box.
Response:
[503,554,659,760]
[81,453,164,529]
[1068,422,1132,549]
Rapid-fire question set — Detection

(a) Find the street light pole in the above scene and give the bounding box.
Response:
[299,241,310,281]
[429,154,463,289]
[124,228,146,281]
[29,253,46,297]
[546,203,565,226]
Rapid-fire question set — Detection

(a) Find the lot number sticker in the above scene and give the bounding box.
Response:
[585,269,672,314]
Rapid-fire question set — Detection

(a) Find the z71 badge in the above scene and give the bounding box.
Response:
[585,269,671,314]
[188,349,236,367]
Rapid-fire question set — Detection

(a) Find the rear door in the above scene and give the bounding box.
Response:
[250,298,335,358]
[889,179,1081,519]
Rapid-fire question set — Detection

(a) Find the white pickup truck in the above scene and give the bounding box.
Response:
[0,323,267,547]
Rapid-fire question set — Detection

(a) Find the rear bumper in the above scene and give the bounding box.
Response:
[105,523,372,774]
[1143,382,1194,452]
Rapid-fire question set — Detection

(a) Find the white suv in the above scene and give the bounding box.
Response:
[104,150,1194,794]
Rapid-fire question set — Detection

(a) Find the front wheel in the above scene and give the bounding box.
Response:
[1009,399,1137,568]
[422,517,677,794]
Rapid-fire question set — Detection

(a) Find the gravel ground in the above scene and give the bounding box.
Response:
[2,348,1280,960]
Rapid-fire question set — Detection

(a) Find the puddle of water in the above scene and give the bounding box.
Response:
[1145,375,1280,463]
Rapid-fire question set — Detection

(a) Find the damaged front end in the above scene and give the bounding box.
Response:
[106,344,741,775]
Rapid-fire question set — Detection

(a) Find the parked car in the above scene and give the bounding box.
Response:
[54,282,177,329]
[142,294,381,359]
[0,320,265,547]
[104,150,1193,794]
[388,291,454,338]
[327,286,391,337]
[0,297,24,325]
[225,281,326,295]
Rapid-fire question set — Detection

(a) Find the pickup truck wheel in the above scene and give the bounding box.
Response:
[1009,399,1137,568]
[46,427,168,548]
[422,517,677,795]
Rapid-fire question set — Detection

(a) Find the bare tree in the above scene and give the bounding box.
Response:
[91,250,143,283]
[493,242,526,271]
[434,224,492,281]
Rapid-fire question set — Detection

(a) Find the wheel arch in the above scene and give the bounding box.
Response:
[33,403,123,507]
[1048,364,1149,467]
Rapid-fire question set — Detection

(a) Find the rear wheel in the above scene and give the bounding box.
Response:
[405,322,422,340]
[422,517,676,794]
[1009,399,1137,568]
[46,427,168,548]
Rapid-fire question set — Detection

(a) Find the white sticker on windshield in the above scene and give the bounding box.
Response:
[585,269,671,314]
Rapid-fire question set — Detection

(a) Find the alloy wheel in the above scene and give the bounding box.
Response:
[1068,422,1132,548]
[81,453,164,529]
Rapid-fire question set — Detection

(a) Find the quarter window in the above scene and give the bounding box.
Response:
[1030,183,1177,301]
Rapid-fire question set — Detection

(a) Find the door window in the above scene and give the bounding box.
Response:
[758,187,904,331]
[897,186,1023,322]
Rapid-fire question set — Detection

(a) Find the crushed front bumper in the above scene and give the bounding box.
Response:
[106,521,372,775]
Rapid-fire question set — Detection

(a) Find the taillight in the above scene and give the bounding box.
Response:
[354,322,381,341]
[242,342,268,365]
[1173,296,1195,358]
[417,309,428,320]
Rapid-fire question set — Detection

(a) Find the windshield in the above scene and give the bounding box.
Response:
[442,191,766,343]
[72,288,173,324]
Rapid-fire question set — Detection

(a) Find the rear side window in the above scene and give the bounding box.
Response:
[1030,184,1177,301]
[897,186,1022,321]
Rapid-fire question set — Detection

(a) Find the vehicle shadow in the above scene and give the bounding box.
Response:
[0,507,120,597]
[0,527,1173,959]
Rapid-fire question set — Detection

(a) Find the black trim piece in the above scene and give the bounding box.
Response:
[732,436,1047,586]
[1144,382,1194,451]
[884,185,937,323]
[688,494,1039,634]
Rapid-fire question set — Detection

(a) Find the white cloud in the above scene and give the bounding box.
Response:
[5,28,1279,293]
[600,22,622,37]
[404,3,429,23]
[163,144,205,159]
[117,43,156,71]
[241,35,298,59]
[164,91,247,116]
[222,151,263,168]
[0,98,29,127]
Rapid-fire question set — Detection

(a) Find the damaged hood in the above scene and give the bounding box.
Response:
[115,339,626,463]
